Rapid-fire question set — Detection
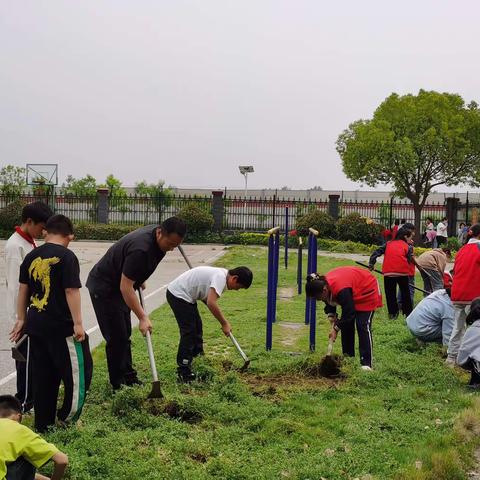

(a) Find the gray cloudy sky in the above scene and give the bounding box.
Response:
[1,1,479,191]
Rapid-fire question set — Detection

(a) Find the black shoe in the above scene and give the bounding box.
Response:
[177,367,196,383]
[124,377,143,387]
[389,313,399,320]
[22,401,34,414]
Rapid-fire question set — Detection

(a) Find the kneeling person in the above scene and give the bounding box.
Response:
[0,395,68,480]
[167,266,253,382]
[406,289,454,345]
[457,297,480,388]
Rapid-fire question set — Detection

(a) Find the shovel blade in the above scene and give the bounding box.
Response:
[239,360,251,372]
[148,381,164,399]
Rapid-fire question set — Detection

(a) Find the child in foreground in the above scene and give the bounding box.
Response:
[0,394,68,480]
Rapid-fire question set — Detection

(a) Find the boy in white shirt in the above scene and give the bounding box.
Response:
[167,266,253,382]
[4,202,53,413]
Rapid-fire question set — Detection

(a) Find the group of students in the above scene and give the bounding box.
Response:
[304,221,480,389]
[2,202,253,479]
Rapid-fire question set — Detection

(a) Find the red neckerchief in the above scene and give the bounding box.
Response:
[15,226,37,248]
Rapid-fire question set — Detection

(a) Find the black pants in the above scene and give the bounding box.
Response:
[15,337,34,412]
[384,276,413,316]
[6,457,35,480]
[437,236,447,246]
[89,291,137,389]
[340,311,374,367]
[167,290,204,369]
[30,334,93,433]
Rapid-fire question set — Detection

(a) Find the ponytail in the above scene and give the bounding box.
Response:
[305,273,328,298]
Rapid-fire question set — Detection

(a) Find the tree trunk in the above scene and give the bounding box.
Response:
[413,202,423,246]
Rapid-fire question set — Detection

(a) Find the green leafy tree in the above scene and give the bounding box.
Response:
[102,174,127,198]
[0,165,27,196]
[61,174,98,196]
[135,180,173,222]
[336,90,480,240]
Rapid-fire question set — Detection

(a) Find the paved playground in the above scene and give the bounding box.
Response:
[0,241,226,394]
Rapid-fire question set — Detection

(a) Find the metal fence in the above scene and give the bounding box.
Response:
[0,193,452,231]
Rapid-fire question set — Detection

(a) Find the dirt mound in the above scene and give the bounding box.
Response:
[145,399,203,423]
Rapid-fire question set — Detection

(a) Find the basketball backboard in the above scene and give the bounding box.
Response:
[26,164,58,186]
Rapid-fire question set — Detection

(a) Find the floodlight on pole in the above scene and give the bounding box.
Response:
[239,166,254,230]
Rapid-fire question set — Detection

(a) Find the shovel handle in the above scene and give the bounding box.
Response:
[138,289,159,382]
[229,332,249,363]
[327,340,334,356]
[178,245,193,270]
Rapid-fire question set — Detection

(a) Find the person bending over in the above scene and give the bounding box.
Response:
[305,266,382,370]
[167,266,253,382]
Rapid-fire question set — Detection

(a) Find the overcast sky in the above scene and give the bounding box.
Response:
[1,1,479,191]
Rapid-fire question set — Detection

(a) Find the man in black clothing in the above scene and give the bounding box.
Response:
[86,217,186,390]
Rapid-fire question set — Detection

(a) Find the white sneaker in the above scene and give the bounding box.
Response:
[445,356,457,368]
[360,366,373,371]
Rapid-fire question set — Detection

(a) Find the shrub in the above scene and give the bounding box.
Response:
[296,210,336,238]
[177,203,214,234]
[336,212,384,245]
[74,223,138,241]
[446,237,461,251]
[0,198,28,232]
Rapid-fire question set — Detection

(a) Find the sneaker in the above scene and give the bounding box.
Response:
[388,313,399,320]
[360,365,373,371]
[467,383,480,390]
[445,356,457,368]
[177,367,196,383]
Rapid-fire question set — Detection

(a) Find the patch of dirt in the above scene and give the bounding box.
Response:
[279,287,296,300]
[278,322,307,347]
[242,372,342,399]
[145,399,202,424]
[189,452,208,463]
[468,448,480,479]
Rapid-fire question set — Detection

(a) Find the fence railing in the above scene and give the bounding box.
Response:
[0,192,458,232]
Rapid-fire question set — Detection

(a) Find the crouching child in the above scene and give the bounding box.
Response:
[166,266,253,382]
[457,297,480,389]
[9,215,93,433]
[0,394,68,480]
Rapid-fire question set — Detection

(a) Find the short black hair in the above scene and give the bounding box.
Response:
[394,219,400,225]
[396,228,413,242]
[21,201,53,224]
[466,297,480,326]
[470,223,480,238]
[45,214,74,236]
[400,219,406,224]
[0,395,22,417]
[228,266,253,288]
[161,216,187,237]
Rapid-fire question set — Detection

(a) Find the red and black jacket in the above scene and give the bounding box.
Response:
[324,266,383,330]
[451,242,480,303]
[369,239,413,276]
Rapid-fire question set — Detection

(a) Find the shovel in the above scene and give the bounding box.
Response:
[319,339,341,377]
[228,332,251,372]
[354,261,429,295]
[138,288,163,399]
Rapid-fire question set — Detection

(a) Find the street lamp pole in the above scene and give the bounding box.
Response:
[239,166,254,231]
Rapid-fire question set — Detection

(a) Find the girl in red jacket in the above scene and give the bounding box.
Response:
[369,228,417,318]
[306,266,382,370]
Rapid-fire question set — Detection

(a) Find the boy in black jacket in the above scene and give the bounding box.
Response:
[10,215,92,433]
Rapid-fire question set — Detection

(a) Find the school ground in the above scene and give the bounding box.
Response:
[0,241,226,394]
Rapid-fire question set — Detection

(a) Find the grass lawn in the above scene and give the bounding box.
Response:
[39,246,480,479]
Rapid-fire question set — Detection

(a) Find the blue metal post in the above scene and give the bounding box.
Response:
[285,207,289,269]
[266,233,274,350]
[297,237,303,295]
[272,230,280,322]
[305,233,313,325]
[309,234,318,352]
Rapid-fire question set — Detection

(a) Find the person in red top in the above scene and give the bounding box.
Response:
[305,266,382,370]
[369,228,419,318]
[446,223,480,366]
